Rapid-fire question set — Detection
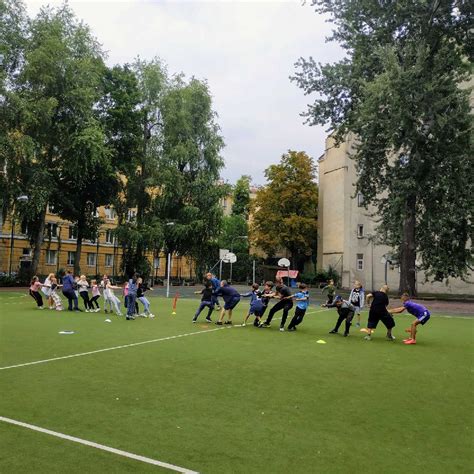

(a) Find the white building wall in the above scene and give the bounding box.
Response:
[318,134,474,295]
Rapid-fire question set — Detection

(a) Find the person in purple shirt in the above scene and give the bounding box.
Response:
[389,293,431,345]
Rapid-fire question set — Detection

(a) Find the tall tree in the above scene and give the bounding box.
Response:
[0,0,30,224]
[250,150,318,272]
[232,174,251,217]
[99,63,150,277]
[2,4,114,275]
[111,58,168,278]
[293,1,473,294]
[155,76,225,275]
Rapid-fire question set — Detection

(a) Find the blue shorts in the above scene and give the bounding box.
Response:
[417,311,431,325]
[224,297,240,310]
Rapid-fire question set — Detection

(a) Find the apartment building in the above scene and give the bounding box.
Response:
[0,205,194,280]
[317,134,473,295]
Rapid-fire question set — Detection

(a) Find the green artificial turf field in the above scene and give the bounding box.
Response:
[0,290,473,473]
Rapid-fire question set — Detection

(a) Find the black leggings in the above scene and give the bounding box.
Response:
[29,290,43,307]
[80,291,93,310]
[288,307,306,329]
[90,295,100,309]
[265,299,294,326]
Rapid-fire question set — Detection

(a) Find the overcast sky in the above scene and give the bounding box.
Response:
[25,0,344,185]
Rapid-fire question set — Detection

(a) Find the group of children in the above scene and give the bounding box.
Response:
[192,274,310,332]
[322,281,430,344]
[29,270,431,344]
[192,275,430,344]
[28,272,155,319]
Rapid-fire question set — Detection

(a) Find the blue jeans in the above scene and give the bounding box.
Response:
[194,301,214,320]
[138,296,150,314]
[127,293,137,317]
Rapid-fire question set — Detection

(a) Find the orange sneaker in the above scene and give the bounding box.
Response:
[403,339,416,345]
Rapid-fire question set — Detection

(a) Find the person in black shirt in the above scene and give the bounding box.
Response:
[259,284,293,331]
[193,282,214,323]
[362,285,396,341]
[137,277,154,318]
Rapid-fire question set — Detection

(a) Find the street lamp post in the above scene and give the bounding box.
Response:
[365,233,375,290]
[8,195,29,276]
[95,229,101,278]
[165,222,175,298]
[230,235,248,284]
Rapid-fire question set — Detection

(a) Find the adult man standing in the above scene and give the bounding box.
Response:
[259,283,293,331]
[214,280,241,325]
[362,285,396,341]
[206,272,221,310]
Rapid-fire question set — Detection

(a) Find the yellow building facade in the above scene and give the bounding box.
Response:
[0,205,195,281]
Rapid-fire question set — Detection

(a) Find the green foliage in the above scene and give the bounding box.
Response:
[293,1,473,292]
[250,151,318,271]
[300,266,340,286]
[232,175,251,217]
[1,3,226,279]
[218,214,250,282]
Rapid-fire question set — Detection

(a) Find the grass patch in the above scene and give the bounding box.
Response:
[0,291,472,473]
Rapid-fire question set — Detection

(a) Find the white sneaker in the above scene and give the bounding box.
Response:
[149,313,155,318]
[38,307,44,310]
[95,308,100,312]
[279,327,285,332]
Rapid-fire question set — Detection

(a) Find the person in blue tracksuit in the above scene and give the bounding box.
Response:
[241,283,265,326]
[214,280,240,326]
[206,272,221,310]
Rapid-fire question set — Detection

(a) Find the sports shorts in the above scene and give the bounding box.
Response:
[368,310,395,330]
[417,311,431,325]
[224,296,240,310]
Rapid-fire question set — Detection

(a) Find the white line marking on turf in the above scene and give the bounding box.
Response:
[0,326,228,371]
[0,416,199,473]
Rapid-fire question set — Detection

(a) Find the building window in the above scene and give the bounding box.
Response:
[67,251,76,266]
[105,230,113,244]
[68,226,77,240]
[105,207,116,220]
[20,221,29,235]
[22,248,31,256]
[45,250,57,265]
[357,224,364,238]
[356,253,364,271]
[47,203,58,215]
[105,254,113,267]
[126,210,136,222]
[87,253,96,267]
[46,223,58,238]
[222,198,227,209]
[357,192,364,207]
